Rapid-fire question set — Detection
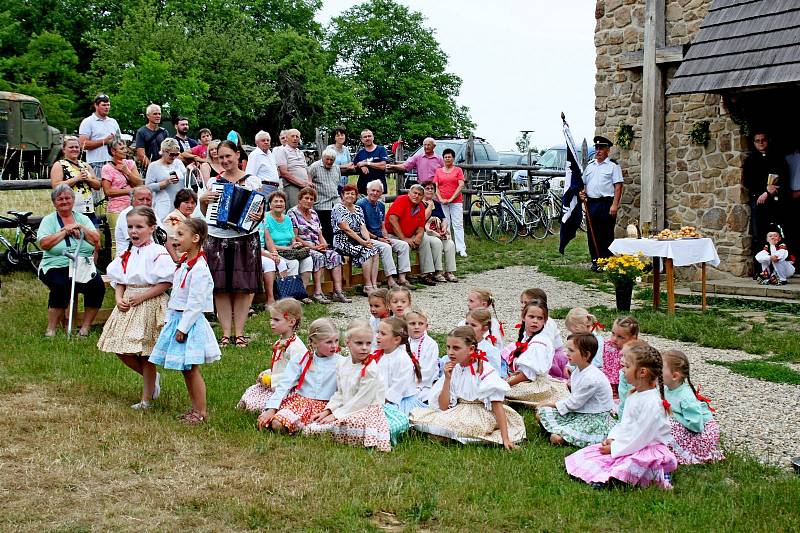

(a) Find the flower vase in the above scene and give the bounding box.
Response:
[614,280,634,311]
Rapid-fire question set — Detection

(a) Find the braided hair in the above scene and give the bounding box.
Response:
[622,340,670,414]
[662,349,696,395]
[448,325,483,374]
[513,299,549,359]
[383,316,422,381]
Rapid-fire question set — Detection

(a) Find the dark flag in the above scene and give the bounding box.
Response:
[558,118,585,254]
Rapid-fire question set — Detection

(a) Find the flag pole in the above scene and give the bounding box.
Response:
[561,112,600,260]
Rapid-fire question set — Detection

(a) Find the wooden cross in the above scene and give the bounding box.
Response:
[618,0,683,231]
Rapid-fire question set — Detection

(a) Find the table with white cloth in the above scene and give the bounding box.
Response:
[609,237,720,313]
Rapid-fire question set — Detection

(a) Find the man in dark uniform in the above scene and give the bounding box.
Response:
[579,136,623,270]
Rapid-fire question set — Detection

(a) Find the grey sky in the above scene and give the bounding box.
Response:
[317,0,596,152]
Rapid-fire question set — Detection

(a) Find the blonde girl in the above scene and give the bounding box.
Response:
[662,350,724,464]
[519,288,566,378]
[386,285,411,317]
[149,218,221,424]
[98,206,174,409]
[237,299,307,412]
[405,307,441,402]
[564,307,605,374]
[565,340,677,489]
[461,288,504,349]
[536,333,615,446]
[374,316,424,414]
[304,320,397,451]
[409,326,525,449]
[257,318,339,433]
[465,308,503,376]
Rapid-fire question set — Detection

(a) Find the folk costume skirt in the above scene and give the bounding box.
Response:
[383,404,410,445]
[409,400,526,446]
[667,418,725,465]
[537,407,616,447]
[565,442,678,489]
[148,310,221,371]
[97,287,167,356]
[304,404,392,452]
[505,375,569,407]
[273,392,328,433]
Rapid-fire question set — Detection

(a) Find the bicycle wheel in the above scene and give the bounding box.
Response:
[468,199,484,236]
[542,198,561,235]
[524,203,550,240]
[25,240,43,273]
[482,205,518,244]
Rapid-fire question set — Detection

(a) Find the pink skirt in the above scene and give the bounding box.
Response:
[667,418,725,465]
[273,393,329,433]
[602,343,622,385]
[304,404,392,452]
[565,442,678,489]
[549,347,569,379]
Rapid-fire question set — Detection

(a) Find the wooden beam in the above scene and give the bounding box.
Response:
[0,179,51,191]
[618,46,684,69]
[639,0,666,229]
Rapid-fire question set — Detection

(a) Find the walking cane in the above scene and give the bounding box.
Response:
[64,228,86,338]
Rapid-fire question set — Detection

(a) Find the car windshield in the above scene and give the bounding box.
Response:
[499,153,521,165]
[537,149,565,169]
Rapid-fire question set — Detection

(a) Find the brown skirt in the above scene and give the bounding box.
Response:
[204,232,263,293]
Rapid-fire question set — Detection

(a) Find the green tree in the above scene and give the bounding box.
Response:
[327,0,474,147]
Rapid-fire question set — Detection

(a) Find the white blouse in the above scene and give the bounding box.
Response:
[556,364,613,415]
[409,333,440,396]
[429,363,510,410]
[375,345,418,405]
[608,387,671,458]
[457,315,505,349]
[167,256,214,333]
[106,241,174,287]
[265,351,339,409]
[269,335,308,383]
[513,333,554,380]
[325,356,386,420]
[543,317,564,350]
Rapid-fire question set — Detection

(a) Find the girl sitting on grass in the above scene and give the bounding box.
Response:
[518,288,567,379]
[459,288,504,350]
[536,333,615,446]
[257,318,339,433]
[608,316,640,414]
[565,340,677,489]
[563,307,604,377]
[405,307,441,403]
[237,299,306,412]
[304,320,396,451]
[367,288,389,350]
[97,206,174,410]
[374,316,424,415]
[386,285,411,317]
[465,308,503,376]
[662,349,725,465]
[149,218,221,424]
[409,326,525,449]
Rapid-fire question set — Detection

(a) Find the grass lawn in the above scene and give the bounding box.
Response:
[2,264,800,530]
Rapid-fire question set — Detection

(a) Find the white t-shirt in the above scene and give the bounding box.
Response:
[145,160,187,221]
[78,114,121,164]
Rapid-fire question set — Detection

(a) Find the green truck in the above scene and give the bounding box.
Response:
[0,91,63,180]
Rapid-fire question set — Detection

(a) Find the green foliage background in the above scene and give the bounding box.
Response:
[0,0,473,146]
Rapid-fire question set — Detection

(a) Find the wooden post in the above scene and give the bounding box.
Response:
[395,143,404,195]
[639,0,666,230]
[701,262,707,311]
[314,127,324,159]
[665,257,675,314]
[652,257,661,310]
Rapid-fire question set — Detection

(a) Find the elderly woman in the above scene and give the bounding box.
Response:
[434,147,467,257]
[145,138,187,222]
[199,140,263,348]
[101,139,142,254]
[37,184,106,337]
[262,190,314,303]
[163,187,198,261]
[332,184,379,294]
[288,187,350,303]
[422,182,458,282]
[200,139,223,183]
[50,135,102,225]
[308,148,342,243]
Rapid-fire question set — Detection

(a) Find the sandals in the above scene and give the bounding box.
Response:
[234,335,250,348]
[444,272,459,283]
[180,411,207,425]
[219,336,231,348]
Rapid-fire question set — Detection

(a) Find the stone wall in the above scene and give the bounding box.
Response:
[594,0,750,278]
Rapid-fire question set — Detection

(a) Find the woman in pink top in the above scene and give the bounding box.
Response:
[433,148,466,256]
[102,139,143,254]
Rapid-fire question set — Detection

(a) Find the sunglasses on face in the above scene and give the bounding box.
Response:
[167,152,180,157]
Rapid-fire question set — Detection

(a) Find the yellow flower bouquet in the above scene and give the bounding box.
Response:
[596,253,647,286]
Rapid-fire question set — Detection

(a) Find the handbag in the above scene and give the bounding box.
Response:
[280,247,311,261]
[69,255,97,284]
[274,274,308,301]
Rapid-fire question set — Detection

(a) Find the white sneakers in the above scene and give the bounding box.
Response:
[131,401,151,410]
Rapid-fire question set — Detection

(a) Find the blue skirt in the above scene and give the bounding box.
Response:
[149,310,221,371]
[398,395,427,415]
[383,404,409,445]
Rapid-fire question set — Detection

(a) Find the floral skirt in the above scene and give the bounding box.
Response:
[148,310,221,370]
[409,400,526,446]
[309,248,343,271]
[667,418,725,465]
[237,371,277,412]
[565,442,678,489]
[537,407,616,447]
[273,392,328,433]
[603,343,622,385]
[303,404,392,452]
[505,375,570,406]
[97,288,167,356]
[333,233,378,267]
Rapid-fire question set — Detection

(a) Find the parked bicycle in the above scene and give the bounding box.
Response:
[0,210,43,273]
[466,176,501,237]
[480,189,550,244]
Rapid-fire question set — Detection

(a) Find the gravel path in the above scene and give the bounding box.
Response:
[329,265,799,468]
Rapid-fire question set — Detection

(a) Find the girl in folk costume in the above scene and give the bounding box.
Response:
[662,350,725,465]
[237,299,307,412]
[386,285,411,317]
[465,308,503,376]
[374,316,425,415]
[367,288,390,350]
[405,307,441,403]
[97,206,175,409]
[458,288,504,350]
[565,341,678,489]
[755,227,795,285]
[603,316,639,400]
[304,321,396,451]
[518,288,567,379]
[563,307,605,378]
[149,218,221,424]
[536,333,616,447]
[409,326,525,449]
[257,318,339,433]
[504,300,569,406]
